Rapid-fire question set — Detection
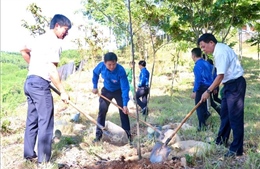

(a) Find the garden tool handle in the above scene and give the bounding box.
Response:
[164,102,202,146]
[50,85,106,130]
[98,93,163,135]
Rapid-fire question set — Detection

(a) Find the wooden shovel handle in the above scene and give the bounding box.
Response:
[98,93,163,135]
[50,85,106,130]
[164,102,202,146]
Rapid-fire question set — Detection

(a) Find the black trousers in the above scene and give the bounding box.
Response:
[96,87,131,138]
[195,85,209,128]
[210,93,221,115]
[24,75,53,163]
[216,76,246,154]
[212,87,222,104]
[135,86,149,109]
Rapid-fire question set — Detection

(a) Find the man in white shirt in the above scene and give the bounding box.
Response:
[21,14,71,165]
[197,33,246,158]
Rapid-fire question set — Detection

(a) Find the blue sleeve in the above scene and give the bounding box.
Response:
[92,62,102,89]
[193,65,201,92]
[119,68,130,106]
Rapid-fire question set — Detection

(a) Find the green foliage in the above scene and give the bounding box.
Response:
[83,0,129,46]
[1,52,28,69]
[89,0,260,44]
[21,3,50,36]
[1,119,12,134]
[1,52,28,117]
[52,136,79,150]
[185,154,195,166]
[60,50,82,66]
[244,150,260,168]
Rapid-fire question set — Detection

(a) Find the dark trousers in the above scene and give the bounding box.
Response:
[195,85,209,128]
[213,88,222,104]
[23,75,54,163]
[210,93,221,115]
[96,87,131,138]
[216,76,246,154]
[135,87,149,109]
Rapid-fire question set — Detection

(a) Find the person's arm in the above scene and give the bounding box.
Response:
[20,47,31,64]
[92,63,101,94]
[120,70,130,114]
[48,62,69,103]
[193,65,201,93]
[201,49,227,102]
[200,74,224,102]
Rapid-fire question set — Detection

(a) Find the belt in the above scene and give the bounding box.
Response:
[223,76,242,85]
[26,75,49,82]
[27,75,41,79]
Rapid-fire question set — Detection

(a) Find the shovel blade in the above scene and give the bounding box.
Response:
[150,142,172,163]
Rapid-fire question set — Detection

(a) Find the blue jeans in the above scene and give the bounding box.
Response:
[23,75,54,163]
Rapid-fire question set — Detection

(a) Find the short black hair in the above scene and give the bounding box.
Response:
[191,48,202,58]
[138,60,146,67]
[197,33,218,46]
[50,14,72,29]
[104,52,118,62]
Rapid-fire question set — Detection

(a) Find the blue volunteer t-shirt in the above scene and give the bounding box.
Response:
[193,59,213,92]
[92,62,130,106]
[138,67,150,87]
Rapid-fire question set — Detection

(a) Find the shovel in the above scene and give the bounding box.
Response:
[50,85,116,139]
[97,93,164,139]
[149,102,201,163]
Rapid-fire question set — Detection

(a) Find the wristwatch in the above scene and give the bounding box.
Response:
[206,89,211,93]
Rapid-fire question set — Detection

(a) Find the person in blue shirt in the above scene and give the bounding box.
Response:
[190,48,213,131]
[135,60,150,116]
[92,52,132,145]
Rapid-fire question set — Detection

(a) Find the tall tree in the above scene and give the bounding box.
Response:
[82,0,157,60]
[139,0,260,43]
[21,3,50,37]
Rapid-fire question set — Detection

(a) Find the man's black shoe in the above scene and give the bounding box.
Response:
[126,131,133,148]
[141,107,149,116]
[25,154,38,163]
[128,139,133,148]
[25,158,37,163]
[224,151,236,158]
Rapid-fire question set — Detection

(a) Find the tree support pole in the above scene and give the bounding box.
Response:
[127,0,141,160]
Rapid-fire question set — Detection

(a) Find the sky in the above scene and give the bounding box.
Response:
[0,0,116,52]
